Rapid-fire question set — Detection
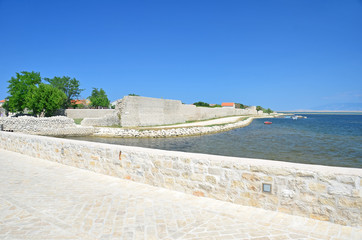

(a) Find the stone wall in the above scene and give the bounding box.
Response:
[0,131,360,227]
[116,96,185,127]
[65,109,116,119]
[0,116,94,136]
[110,96,261,127]
[0,108,5,117]
[81,114,120,127]
[182,106,258,121]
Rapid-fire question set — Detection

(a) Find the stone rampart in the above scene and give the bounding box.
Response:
[117,96,185,127]
[110,96,261,127]
[65,109,116,119]
[0,116,94,136]
[0,131,360,227]
[81,114,120,127]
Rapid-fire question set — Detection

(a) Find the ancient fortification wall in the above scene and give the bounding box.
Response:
[0,116,93,136]
[0,131,360,227]
[65,109,115,119]
[116,96,186,127]
[103,96,261,127]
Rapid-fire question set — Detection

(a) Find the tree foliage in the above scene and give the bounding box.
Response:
[263,108,273,114]
[6,71,42,113]
[236,103,248,109]
[44,76,84,108]
[27,84,67,117]
[128,93,139,96]
[193,101,210,107]
[89,88,110,108]
[5,71,71,116]
[256,105,273,114]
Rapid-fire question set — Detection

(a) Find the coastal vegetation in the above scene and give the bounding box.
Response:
[193,101,222,108]
[5,71,68,116]
[26,83,67,117]
[44,76,84,109]
[257,105,273,114]
[193,101,210,107]
[88,88,110,108]
[235,103,248,109]
[3,71,115,116]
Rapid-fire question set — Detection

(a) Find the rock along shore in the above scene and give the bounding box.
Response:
[93,116,272,138]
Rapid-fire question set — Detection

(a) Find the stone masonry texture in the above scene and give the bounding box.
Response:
[65,109,116,119]
[0,116,94,136]
[0,131,361,228]
[108,96,262,127]
[0,149,361,240]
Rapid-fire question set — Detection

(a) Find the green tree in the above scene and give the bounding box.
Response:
[89,88,110,108]
[6,71,42,113]
[256,106,263,111]
[44,76,84,108]
[27,84,67,117]
[236,103,248,109]
[263,108,273,114]
[193,101,210,107]
[128,93,139,96]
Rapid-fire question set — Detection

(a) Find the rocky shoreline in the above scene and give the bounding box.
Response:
[1,115,278,138]
[92,116,272,138]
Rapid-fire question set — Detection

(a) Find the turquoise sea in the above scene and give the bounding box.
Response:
[68,114,362,168]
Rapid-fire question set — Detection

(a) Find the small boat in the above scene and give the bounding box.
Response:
[264,121,272,124]
[292,116,298,120]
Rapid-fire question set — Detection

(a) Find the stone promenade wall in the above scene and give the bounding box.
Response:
[0,131,360,227]
[65,109,116,119]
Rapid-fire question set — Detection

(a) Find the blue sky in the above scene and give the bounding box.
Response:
[0,0,361,111]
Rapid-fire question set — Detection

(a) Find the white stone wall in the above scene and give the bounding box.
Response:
[0,131,360,227]
[80,96,263,127]
[117,96,186,127]
[81,114,119,127]
[0,116,94,136]
[65,109,116,119]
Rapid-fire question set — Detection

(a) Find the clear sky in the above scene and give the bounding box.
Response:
[0,0,361,111]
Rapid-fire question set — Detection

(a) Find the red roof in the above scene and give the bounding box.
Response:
[221,102,234,107]
[71,99,90,105]
[0,100,5,103]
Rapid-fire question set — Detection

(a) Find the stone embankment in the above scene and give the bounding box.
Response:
[0,131,361,227]
[93,117,257,137]
[0,115,274,138]
[0,116,93,136]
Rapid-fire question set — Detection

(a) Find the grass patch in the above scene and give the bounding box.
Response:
[74,119,83,125]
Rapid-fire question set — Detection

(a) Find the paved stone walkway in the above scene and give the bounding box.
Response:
[0,149,360,240]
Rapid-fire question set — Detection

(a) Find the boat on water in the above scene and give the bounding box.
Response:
[264,121,272,124]
[292,116,298,120]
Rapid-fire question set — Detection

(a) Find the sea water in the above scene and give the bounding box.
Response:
[68,114,362,168]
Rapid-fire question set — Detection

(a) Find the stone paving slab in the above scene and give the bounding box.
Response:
[0,149,360,240]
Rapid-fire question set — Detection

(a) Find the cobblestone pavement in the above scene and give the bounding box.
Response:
[0,149,360,240]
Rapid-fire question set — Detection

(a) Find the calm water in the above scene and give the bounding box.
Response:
[68,114,362,168]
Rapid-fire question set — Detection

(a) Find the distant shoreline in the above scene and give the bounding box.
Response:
[277,110,362,113]
[279,111,362,114]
